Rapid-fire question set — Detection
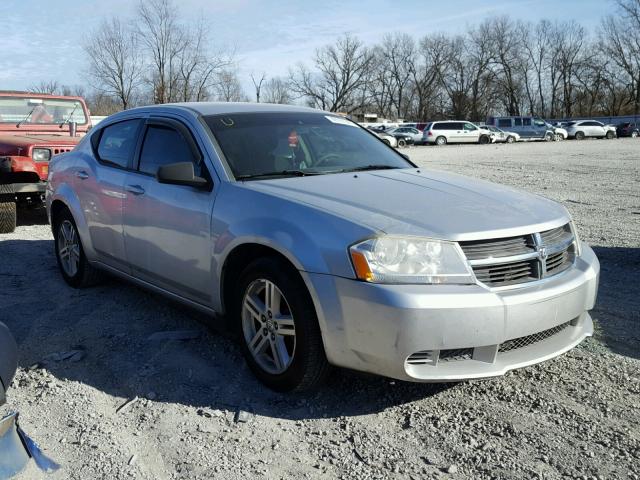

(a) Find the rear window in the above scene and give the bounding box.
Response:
[96,119,142,168]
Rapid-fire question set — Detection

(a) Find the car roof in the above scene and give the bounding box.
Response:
[130,102,323,116]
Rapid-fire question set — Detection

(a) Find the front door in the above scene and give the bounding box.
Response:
[122,118,215,305]
[462,123,480,143]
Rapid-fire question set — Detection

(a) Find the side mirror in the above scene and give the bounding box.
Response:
[157,162,208,189]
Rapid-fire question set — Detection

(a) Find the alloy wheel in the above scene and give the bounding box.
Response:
[57,220,80,277]
[242,279,296,375]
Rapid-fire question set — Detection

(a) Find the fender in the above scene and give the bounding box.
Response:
[48,183,96,260]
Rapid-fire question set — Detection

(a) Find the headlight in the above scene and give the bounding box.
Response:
[32,148,51,162]
[349,236,475,284]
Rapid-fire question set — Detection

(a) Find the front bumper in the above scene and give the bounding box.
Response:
[305,242,599,382]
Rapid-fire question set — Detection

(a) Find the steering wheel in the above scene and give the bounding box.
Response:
[315,153,343,167]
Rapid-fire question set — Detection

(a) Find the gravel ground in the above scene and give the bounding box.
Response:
[1,138,639,480]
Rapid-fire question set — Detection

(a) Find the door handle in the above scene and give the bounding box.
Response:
[125,184,145,196]
[76,170,89,180]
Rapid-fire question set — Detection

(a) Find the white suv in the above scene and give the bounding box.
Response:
[565,120,616,140]
[422,121,493,145]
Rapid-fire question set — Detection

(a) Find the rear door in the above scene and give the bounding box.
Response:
[76,118,143,272]
[122,117,216,305]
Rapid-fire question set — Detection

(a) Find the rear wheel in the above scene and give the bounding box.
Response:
[237,257,330,392]
[0,184,16,234]
[435,136,447,146]
[575,131,585,140]
[53,208,103,288]
[606,131,615,139]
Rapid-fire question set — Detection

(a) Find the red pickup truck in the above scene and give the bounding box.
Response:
[0,91,91,233]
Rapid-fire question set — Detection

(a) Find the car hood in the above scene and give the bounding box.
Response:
[241,168,570,241]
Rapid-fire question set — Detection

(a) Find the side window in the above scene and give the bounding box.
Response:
[522,118,532,126]
[534,119,546,127]
[138,125,198,176]
[514,118,522,126]
[498,119,511,128]
[464,123,477,131]
[96,119,141,168]
[432,123,443,130]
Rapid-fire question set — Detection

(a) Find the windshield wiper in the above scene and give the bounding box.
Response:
[235,170,324,181]
[58,102,79,128]
[15,107,37,128]
[339,165,401,173]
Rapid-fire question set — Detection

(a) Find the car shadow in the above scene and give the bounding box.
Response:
[16,206,48,227]
[1,240,637,420]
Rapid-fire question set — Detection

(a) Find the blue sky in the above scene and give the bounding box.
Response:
[0,0,611,94]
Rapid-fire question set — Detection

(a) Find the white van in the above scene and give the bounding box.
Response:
[422,121,493,145]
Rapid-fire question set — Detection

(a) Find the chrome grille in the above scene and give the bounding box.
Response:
[459,223,576,288]
[499,322,571,353]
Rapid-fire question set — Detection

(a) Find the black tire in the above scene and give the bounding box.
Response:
[435,136,447,146]
[606,131,615,139]
[544,132,553,142]
[506,136,516,144]
[0,184,16,234]
[397,138,406,148]
[575,131,585,140]
[53,208,103,288]
[479,135,490,145]
[235,257,331,392]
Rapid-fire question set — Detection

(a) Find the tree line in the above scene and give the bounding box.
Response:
[30,0,640,121]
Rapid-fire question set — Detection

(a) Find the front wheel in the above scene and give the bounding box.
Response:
[631,131,638,138]
[479,135,490,145]
[237,257,330,391]
[397,138,407,148]
[606,131,615,139]
[506,136,516,144]
[544,132,553,142]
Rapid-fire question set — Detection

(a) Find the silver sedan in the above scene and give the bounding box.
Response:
[46,103,599,391]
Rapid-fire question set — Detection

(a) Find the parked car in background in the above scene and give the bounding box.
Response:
[0,91,91,233]
[46,102,599,391]
[485,116,555,141]
[616,122,639,138]
[422,121,493,145]
[564,120,616,140]
[480,125,520,143]
[374,130,399,147]
[387,126,423,144]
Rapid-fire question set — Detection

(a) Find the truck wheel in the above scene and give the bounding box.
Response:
[575,131,585,140]
[544,132,553,141]
[236,257,331,392]
[606,131,615,139]
[0,184,16,234]
[53,208,103,288]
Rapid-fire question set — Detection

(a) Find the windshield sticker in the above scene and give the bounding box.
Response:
[325,115,356,127]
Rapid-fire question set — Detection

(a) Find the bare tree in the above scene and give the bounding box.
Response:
[250,72,266,102]
[84,18,143,109]
[289,34,375,113]
[600,0,640,114]
[28,80,61,95]
[213,69,247,102]
[262,77,292,104]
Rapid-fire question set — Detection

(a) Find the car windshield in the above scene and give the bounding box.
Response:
[0,96,87,125]
[204,112,412,179]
